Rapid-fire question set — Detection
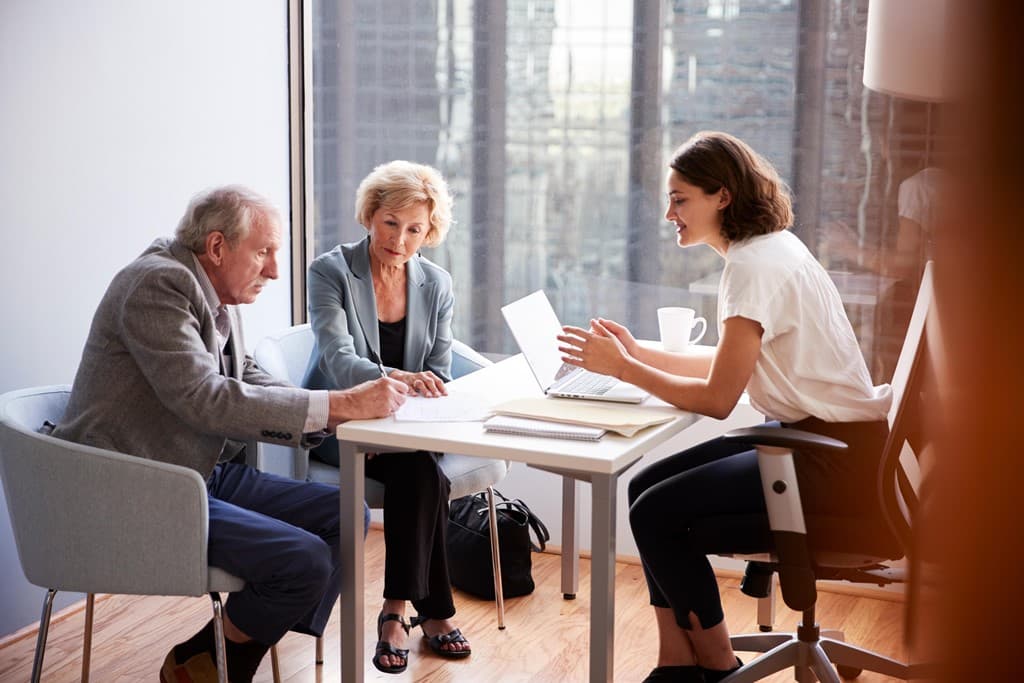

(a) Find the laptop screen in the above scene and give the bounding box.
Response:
[501,290,575,391]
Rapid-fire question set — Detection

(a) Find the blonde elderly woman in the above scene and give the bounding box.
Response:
[304,160,468,674]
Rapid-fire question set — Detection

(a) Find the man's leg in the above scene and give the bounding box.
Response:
[161,463,362,683]
[208,462,369,639]
[160,489,333,683]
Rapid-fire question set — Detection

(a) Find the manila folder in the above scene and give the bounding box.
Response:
[491,397,674,437]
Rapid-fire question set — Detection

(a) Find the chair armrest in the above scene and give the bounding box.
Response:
[0,429,210,597]
[451,339,493,379]
[721,426,848,453]
[254,441,309,480]
[719,425,843,612]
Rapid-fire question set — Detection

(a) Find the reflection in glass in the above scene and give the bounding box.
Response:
[311,0,933,380]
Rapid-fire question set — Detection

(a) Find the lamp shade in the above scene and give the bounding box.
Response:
[863,0,951,102]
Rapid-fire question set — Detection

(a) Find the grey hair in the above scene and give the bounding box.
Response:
[354,160,454,247]
[175,185,280,253]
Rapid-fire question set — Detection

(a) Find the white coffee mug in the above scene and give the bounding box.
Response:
[657,307,707,352]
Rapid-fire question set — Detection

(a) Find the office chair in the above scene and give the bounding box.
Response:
[252,324,511,628]
[692,263,936,682]
[0,385,282,683]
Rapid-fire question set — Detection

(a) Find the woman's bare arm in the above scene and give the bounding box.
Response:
[560,316,762,419]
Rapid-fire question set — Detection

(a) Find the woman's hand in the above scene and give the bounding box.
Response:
[388,369,448,397]
[557,320,630,378]
[591,317,640,358]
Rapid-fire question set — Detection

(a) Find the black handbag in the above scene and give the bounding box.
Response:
[446,489,549,600]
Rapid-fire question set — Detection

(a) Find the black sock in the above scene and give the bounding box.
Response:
[700,656,743,683]
[225,637,271,683]
[169,618,270,683]
[171,619,216,664]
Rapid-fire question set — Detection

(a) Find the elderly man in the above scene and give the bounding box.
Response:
[54,186,409,683]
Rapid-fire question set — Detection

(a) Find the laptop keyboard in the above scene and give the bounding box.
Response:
[560,372,617,395]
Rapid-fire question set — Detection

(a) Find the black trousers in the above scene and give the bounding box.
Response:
[627,418,888,631]
[365,450,456,619]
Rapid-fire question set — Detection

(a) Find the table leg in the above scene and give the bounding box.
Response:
[561,476,580,599]
[339,442,365,683]
[589,473,617,682]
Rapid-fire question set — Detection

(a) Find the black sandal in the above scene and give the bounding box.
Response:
[372,612,411,674]
[410,615,472,659]
[642,665,704,683]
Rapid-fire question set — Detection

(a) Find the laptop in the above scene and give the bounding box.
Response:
[501,290,649,404]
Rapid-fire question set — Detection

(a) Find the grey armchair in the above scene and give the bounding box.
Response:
[252,324,511,627]
[0,385,276,683]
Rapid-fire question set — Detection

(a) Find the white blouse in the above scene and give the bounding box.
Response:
[719,230,892,424]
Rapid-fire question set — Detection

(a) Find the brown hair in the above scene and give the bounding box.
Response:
[668,131,793,242]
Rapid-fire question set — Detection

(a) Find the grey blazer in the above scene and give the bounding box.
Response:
[304,236,454,391]
[53,238,311,479]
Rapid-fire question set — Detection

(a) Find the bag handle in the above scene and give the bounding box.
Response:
[474,490,550,553]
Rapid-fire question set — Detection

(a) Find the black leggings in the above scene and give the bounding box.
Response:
[627,418,888,630]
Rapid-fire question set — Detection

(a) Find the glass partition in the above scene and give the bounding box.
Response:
[310,0,936,381]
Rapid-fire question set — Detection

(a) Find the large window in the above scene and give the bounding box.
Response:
[309,0,935,381]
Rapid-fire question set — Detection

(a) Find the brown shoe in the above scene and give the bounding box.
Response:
[159,647,220,683]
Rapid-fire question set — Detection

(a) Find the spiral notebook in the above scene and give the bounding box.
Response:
[483,415,606,441]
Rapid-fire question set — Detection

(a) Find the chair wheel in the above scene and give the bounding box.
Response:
[837,665,862,679]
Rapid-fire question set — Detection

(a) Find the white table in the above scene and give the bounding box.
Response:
[336,353,704,682]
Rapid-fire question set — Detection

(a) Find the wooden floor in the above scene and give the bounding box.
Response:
[0,528,909,682]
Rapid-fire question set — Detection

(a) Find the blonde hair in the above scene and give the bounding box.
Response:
[354,161,454,247]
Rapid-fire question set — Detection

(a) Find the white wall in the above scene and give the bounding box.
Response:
[0,0,292,637]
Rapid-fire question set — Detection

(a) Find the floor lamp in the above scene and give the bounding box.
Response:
[863,0,952,164]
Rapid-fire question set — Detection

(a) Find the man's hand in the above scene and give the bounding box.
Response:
[327,377,409,429]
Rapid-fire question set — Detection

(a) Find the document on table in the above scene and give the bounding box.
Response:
[491,397,674,437]
[393,391,491,422]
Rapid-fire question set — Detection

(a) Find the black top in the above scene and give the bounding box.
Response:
[378,318,406,370]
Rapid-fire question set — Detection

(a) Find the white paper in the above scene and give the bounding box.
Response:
[393,392,491,422]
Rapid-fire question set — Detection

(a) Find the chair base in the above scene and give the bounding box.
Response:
[31,589,285,683]
[30,589,57,683]
[724,628,913,683]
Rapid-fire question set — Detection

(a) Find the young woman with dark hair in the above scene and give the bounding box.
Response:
[558,131,892,683]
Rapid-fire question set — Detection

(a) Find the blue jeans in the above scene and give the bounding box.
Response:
[205,462,370,645]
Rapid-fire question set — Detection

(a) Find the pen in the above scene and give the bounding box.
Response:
[349,302,388,380]
[369,348,388,379]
